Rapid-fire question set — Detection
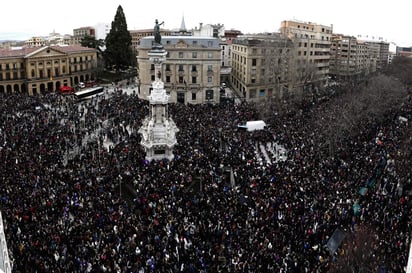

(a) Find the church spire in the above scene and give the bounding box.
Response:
[180,14,186,32]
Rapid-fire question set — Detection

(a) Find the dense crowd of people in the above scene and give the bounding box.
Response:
[0,84,410,272]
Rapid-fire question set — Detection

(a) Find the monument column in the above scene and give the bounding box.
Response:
[138,20,179,162]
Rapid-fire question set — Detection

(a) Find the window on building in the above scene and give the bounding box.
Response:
[192,77,197,83]
[150,64,155,71]
[192,92,196,100]
[207,65,213,72]
[192,52,197,58]
[178,65,184,71]
[179,76,184,84]
[208,76,212,83]
[166,75,171,83]
[252,59,257,66]
[259,89,265,97]
[192,40,197,45]
[208,41,213,47]
[251,79,256,84]
[151,75,155,81]
[192,65,197,72]
[249,89,256,98]
[166,64,171,71]
[208,52,213,58]
[39,70,43,78]
[6,72,10,80]
[206,89,213,100]
[179,52,183,58]
[13,72,18,79]
[31,69,35,77]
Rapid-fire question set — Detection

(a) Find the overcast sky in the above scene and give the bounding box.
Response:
[1,0,411,47]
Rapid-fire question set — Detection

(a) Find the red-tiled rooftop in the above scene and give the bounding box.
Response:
[0,45,96,58]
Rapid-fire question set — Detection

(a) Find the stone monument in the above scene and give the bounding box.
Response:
[138,20,179,161]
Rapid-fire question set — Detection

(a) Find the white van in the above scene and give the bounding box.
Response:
[78,82,85,88]
[237,120,266,131]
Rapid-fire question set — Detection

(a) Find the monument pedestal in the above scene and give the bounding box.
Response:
[138,46,179,162]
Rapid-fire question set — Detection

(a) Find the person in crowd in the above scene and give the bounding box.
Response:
[0,85,410,273]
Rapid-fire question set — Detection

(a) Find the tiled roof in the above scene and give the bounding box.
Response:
[0,47,38,58]
[0,45,96,59]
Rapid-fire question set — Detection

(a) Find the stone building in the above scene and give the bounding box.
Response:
[280,20,333,89]
[137,36,221,104]
[230,34,294,101]
[130,29,173,55]
[0,45,97,95]
[330,34,375,80]
[72,26,95,45]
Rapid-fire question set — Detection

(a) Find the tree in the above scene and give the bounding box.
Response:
[80,35,105,80]
[104,5,133,71]
[81,35,104,57]
[383,55,412,86]
[313,74,408,156]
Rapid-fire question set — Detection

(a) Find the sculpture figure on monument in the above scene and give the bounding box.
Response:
[154,19,164,45]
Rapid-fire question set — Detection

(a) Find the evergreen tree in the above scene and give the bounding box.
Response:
[81,35,104,57]
[104,5,133,71]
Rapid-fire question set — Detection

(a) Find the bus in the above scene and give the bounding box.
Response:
[74,86,104,101]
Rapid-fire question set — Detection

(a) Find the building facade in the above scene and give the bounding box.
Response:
[72,26,95,45]
[137,36,221,104]
[0,45,97,95]
[192,23,225,38]
[230,34,294,101]
[362,40,389,70]
[280,20,333,89]
[396,46,412,57]
[130,29,173,55]
[25,36,46,47]
[329,34,377,80]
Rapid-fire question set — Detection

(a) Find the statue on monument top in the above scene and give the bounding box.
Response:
[154,19,164,45]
